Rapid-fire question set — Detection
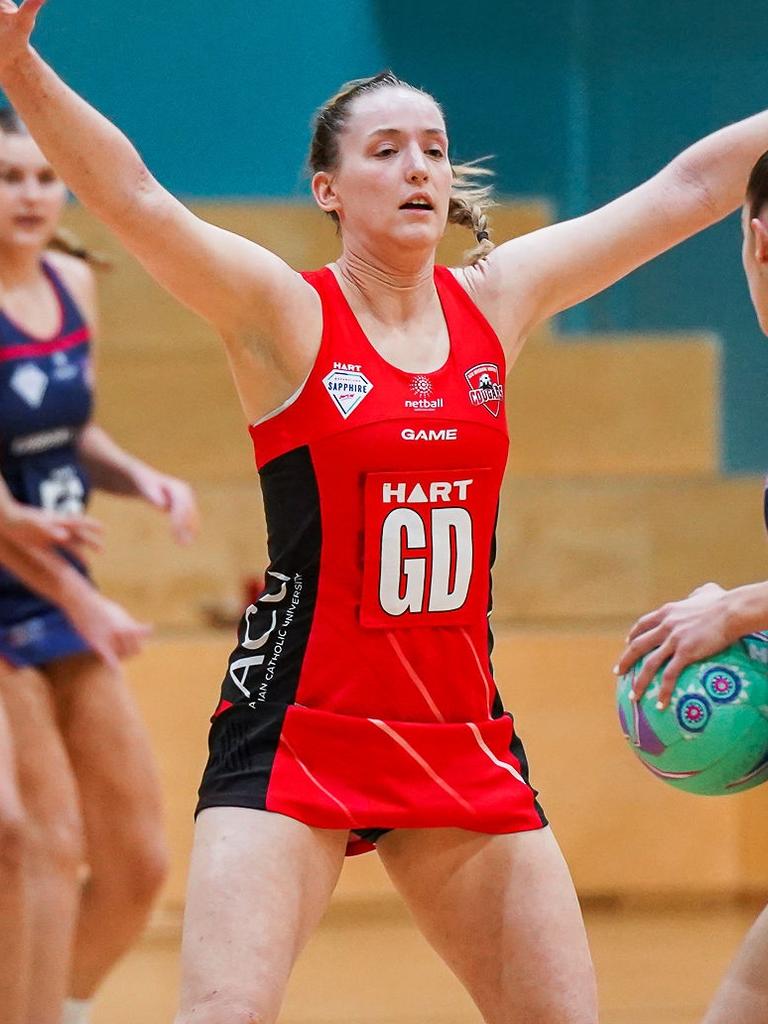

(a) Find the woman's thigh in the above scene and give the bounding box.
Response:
[43,653,165,859]
[0,664,81,847]
[177,807,348,1024]
[377,825,598,1024]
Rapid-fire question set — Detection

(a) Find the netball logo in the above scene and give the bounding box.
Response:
[465,363,503,417]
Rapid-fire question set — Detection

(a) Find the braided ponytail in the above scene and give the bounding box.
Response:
[448,160,495,266]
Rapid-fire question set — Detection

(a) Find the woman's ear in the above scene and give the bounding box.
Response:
[312,171,340,216]
[751,217,768,264]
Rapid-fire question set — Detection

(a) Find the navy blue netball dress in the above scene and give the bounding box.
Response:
[0,258,93,667]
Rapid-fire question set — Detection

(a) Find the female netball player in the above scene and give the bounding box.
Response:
[615,154,768,1024]
[5,4,768,1022]
[0,105,199,1024]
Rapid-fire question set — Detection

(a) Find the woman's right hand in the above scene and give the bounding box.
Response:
[0,0,46,74]
[66,591,152,668]
[0,502,104,556]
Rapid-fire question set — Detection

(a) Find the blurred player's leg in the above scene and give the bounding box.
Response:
[0,687,29,1024]
[0,666,83,1024]
[702,904,768,1023]
[175,808,347,1024]
[45,652,168,1004]
[379,825,598,1024]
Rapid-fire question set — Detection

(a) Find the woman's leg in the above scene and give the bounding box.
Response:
[378,825,598,1024]
[43,652,168,1000]
[176,807,348,1024]
[0,679,30,1024]
[701,904,768,1023]
[0,666,84,1024]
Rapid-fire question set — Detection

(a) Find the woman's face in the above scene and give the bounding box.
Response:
[0,132,67,253]
[314,87,453,261]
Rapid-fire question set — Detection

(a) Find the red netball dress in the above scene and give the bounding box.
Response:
[197,265,546,853]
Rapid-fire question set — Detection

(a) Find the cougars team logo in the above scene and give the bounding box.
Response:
[465,363,503,417]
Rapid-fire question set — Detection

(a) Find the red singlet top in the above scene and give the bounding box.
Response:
[203,266,545,852]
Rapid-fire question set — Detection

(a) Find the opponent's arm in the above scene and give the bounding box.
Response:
[0,532,150,664]
[0,473,102,553]
[78,424,199,545]
[0,1,319,350]
[467,108,768,350]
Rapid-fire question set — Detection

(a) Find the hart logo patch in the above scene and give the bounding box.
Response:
[465,363,503,417]
[322,367,373,419]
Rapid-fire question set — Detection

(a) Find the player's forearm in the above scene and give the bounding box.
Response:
[723,581,768,638]
[672,109,768,221]
[0,533,92,609]
[0,47,157,230]
[78,424,145,497]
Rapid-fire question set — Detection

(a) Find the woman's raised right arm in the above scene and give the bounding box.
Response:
[0,1,319,346]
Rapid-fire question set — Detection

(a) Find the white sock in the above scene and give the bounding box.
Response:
[61,998,92,1024]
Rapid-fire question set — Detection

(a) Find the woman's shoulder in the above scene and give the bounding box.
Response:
[44,249,98,323]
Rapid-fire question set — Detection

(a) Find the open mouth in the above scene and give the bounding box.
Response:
[13,215,45,229]
[399,199,434,212]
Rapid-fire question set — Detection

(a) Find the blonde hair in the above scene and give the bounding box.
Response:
[309,71,495,266]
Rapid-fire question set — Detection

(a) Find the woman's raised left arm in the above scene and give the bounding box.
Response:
[466,109,768,352]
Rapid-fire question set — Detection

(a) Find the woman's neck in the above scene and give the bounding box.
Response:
[0,244,44,290]
[335,247,437,326]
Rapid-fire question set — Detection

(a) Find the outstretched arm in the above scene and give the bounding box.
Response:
[0,1,320,376]
[468,109,768,351]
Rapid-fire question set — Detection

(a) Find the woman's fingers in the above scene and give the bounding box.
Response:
[626,607,665,644]
[616,625,664,676]
[628,636,675,703]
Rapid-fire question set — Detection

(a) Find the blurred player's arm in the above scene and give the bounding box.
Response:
[616,581,768,708]
[0,474,102,553]
[78,425,199,546]
[465,108,768,352]
[0,2,320,405]
[0,532,149,664]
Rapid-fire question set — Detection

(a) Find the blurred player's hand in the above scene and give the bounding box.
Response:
[133,467,200,546]
[0,501,104,557]
[67,591,152,668]
[615,583,732,710]
[0,0,47,74]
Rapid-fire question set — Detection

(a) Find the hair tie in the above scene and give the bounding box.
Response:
[476,230,489,242]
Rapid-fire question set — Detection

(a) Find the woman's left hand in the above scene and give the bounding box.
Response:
[615,583,734,710]
[133,468,199,545]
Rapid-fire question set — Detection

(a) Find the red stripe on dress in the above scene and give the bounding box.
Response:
[0,326,90,363]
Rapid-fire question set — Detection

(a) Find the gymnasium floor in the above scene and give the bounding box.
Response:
[92,898,758,1023]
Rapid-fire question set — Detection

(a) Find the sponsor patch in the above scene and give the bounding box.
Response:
[465,362,504,417]
[322,368,373,419]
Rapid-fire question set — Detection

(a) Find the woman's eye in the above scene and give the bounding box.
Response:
[0,170,21,184]
[39,172,58,185]
[375,148,397,158]
[427,148,445,158]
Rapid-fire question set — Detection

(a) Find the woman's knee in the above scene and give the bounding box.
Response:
[90,826,169,908]
[0,803,28,875]
[176,994,276,1024]
[28,805,85,879]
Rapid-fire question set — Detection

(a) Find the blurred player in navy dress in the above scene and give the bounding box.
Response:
[0,107,199,1024]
